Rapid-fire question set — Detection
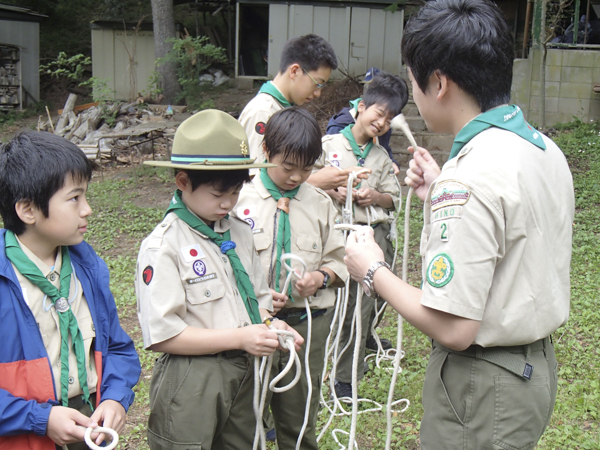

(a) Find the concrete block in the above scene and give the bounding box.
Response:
[546,49,563,67]
[589,99,600,117]
[561,66,593,84]
[531,80,560,97]
[562,50,597,68]
[559,82,594,99]
[545,65,562,82]
[530,95,559,113]
[402,102,420,117]
[232,77,255,90]
[558,98,591,118]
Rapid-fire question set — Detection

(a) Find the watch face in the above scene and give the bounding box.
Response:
[362,282,372,297]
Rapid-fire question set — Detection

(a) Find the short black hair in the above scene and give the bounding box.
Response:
[0,130,93,235]
[279,34,338,74]
[264,107,322,169]
[179,169,251,193]
[402,0,514,112]
[362,72,409,117]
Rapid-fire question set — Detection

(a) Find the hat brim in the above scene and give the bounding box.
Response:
[144,160,276,170]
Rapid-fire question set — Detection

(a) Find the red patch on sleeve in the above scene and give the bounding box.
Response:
[142,266,154,285]
[255,122,266,135]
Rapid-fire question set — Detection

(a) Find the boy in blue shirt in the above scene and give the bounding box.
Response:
[0,131,141,450]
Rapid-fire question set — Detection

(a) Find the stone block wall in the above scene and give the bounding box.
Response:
[512,48,600,125]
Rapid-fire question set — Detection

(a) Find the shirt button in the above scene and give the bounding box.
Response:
[312,243,317,249]
[161,223,167,227]
[48,273,57,282]
[68,376,74,384]
[222,256,228,263]
[243,322,249,327]
[204,290,211,297]
[91,323,95,332]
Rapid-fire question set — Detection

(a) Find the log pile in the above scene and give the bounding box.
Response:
[38,94,186,162]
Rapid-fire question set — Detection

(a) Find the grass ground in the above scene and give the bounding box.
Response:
[1,118,598,449]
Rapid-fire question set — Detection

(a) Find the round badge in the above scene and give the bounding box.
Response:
[55,297,70,313]
[244,217,255,229]
[358,158,365,166]
[332,160,340,167]
[193,260,207,277]
[142,265,154,285]
[255,122,266,135]
[426,253,454,288]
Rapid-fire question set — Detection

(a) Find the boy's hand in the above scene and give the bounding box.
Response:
[392,162,400,175]
[308,166,370,190]
[270,289,288,315]
[405,146,441,201]
[271,320,304,351]
[47,405,97,446]
[88,399,126,447]
[355,187,378,206]
[294,271,321,297]
[240,325,279,357]
[327,187,347,204]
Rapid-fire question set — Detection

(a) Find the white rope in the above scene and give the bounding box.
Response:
[84,426,119,450]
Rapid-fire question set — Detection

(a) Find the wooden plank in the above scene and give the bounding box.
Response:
[58,101,99,115]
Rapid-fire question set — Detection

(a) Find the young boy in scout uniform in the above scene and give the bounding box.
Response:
[238,33,337,171]
[234,107,347,449]
[313,72,407,399]
[0,131,141,450]
[136,109,303,450]
[344,0,575,448]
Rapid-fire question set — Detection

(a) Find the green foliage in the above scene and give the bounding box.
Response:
[39,52,91,83]
[158,36,227,109]
[140,71,163,100]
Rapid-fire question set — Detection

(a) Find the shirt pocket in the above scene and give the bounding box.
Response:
[184,278,226,305]
[295,234,322,268]
[78,316,96,342]
[254,233,272,252]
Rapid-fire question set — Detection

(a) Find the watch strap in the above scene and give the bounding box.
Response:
[316,269,330,289]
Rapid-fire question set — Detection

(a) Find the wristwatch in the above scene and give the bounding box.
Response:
[316,269,330,290]
[362,261,390,297]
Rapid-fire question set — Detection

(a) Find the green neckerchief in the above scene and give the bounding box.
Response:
[341,124,374,167]
[166,190,261,324]
[259,168,300,302]
[259,81,292,108]
[5,231,92,408]
[349,97,361,113]
[449,104,546,160]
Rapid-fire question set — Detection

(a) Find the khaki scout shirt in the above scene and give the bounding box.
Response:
[234,179,348,309]
[238,91,286,173]
[13,238,97,402]
[316,133,400,224]
[420,128,574,347]
[136,212,273,349]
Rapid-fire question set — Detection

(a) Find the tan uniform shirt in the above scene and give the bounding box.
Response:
[238,91,286,173]
[420,128,574,347]
[234,178,348,309]
[13,238,97,402]
[316,133,401,224]
[136,212,273,349]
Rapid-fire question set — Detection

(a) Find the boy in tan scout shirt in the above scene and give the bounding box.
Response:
[313,72,407,399]
[136,110,303,450]
[345,0,574,448]
[234,107,347,449]
[238,34,337,169]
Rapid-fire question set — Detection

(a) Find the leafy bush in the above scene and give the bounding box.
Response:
[158,36,227,109]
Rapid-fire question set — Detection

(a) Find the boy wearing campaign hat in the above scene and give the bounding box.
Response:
[136,109,303,450]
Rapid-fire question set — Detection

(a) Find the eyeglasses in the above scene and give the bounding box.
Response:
[301,67,326,89]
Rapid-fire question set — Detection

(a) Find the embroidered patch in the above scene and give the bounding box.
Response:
[329,151,343,163]
[142,266,154,285]
[193,260,207,277]
[431,180,471,211]
[255,122,266,135]
[252,227,264,234]
[187,273,217,284]
[181,244,205,262]
[431,206,463,223]
[426,253,454,288]
[236,206,256,229]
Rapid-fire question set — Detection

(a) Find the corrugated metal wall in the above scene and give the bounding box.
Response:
[91,28,156,101]
[265,4,403,78]
[0,19,40,103]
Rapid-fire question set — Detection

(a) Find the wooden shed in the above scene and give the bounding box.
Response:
[235,0,404,79]
[0,4,45,109]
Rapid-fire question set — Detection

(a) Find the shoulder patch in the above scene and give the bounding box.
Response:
[431,180,471,211]
[255,122,266,135]
[426,253,454,288]
[142,266,154,285]
[321,134,335,142]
